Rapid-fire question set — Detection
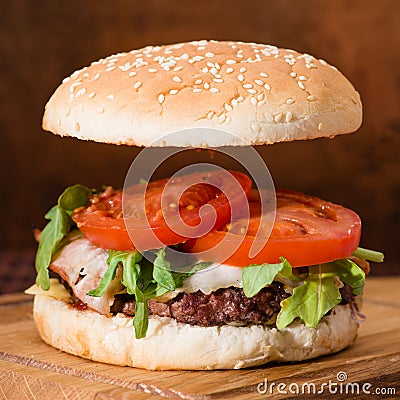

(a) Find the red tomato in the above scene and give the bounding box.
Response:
[72,171,252,251]
[182,190,362,267]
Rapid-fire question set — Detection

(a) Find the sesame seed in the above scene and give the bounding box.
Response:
[174,66,183,71]
[62,77,70,84]
[251,97,257,106]
[225,103,233,112]
[218,114,226,123]
[226,59,236,65]
[180,53,189,59]
[243,83,253,89]
[257,100,265,106]
[65,107,71,117]
[238,74,244,82]
[173,76,182,83]
[193,88,202,93]
[202,67,208,73]
[264,83,271,91]
[195,79,203,85]
[106,66,115,72]
[158,94,165,104]
[75,122,80,131]
[88,92,96,99]
[264,113,274,122]
[319,59,328,66]
[207,111,215,120]
[97,107,104,114]
[307,95,315,101]
[285,112,293,122]
[240,67,246,73]
[213,78,224,83]
[274,113,283,123]
[225,116,232,124]
[210,88,219,93]
[247,89,256,94]
[299,75,307,81]
[257,93,264,100]
[290,72,297,78]
[286,98,295,105]
[254,79,264,86]
[134,82,142,89]
[128,71,137,77]
[205,52,215,58]
[106,94,115,101]
[298,81,305,90]
[237,96,244,103]
[210,67,218,75]
[169,89,179,95]
[318,122,323,131]
[76,88,86,96]
[148,68,157,73]
[204,82,210,89]
[250,124,261,132]
[226,67,234,73]
[231,99,238,107]
[206,61,214,68]
[259,72,268,77]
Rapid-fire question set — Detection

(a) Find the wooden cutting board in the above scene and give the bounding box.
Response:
[1,277,399,399]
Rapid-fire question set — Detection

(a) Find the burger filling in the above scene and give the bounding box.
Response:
[29,171,383,339]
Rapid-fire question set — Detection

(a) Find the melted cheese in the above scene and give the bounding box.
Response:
[179,263,243,294]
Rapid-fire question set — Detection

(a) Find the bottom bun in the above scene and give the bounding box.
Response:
[33,295,359,370]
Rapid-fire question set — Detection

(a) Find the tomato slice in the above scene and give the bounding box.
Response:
[72,170,252,251]
[182,190,362,267]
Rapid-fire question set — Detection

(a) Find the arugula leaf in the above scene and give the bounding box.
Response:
[276,265,341,329]
[324,258,365,295]
[88,248,209,338]
[153,248,211,291]
[35,206,71,290]
[58,184,92,213]
[133,301,149,339]
[242,258,301,298]
[352,247,384,263]
[242,262,286,298]
[120,251,143,294]
[35,185,91,290]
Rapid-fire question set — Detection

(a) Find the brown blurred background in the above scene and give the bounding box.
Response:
[0,0,399,293]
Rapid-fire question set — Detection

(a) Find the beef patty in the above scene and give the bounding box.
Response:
[111,284,290,327]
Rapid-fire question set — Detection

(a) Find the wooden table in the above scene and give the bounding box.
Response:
[1,277,399,399]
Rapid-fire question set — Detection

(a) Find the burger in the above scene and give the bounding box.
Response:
[27,40,383,370]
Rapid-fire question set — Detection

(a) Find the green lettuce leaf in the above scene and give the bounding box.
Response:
[352,247,384,263]
[35,185,92,290]
[242,258,301,298]
[89,248,209,339]
[324,258,365,295]
[35,206,71,290]
[276,265,341,329]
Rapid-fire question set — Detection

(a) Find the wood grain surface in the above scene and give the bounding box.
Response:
[0,277,399,399]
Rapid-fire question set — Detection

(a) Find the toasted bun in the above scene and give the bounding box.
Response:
[43,40,362,147]
[33,295,359,370]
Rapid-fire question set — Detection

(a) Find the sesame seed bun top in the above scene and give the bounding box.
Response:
[42,40,362,147]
